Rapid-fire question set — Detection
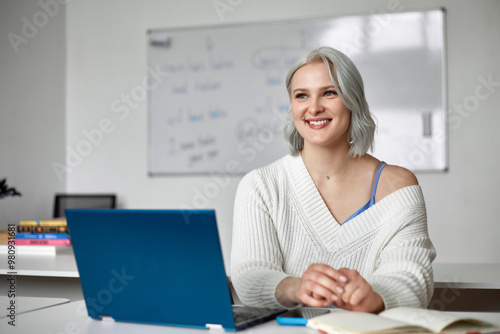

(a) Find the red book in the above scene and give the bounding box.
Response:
[13,239,71,246]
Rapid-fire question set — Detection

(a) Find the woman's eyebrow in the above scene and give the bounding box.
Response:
[292,88,307,94]
[292,85,336,94]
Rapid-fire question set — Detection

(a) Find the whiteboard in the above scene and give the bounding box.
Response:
[148,9,446,175]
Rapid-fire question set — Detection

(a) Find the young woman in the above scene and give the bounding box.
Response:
[230,47,436,313]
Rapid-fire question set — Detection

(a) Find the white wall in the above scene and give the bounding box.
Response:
[2,0,498,266]
[0,0,66,227]
[66,0,500,266]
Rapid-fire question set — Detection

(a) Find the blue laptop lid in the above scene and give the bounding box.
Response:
[66,209,236,330]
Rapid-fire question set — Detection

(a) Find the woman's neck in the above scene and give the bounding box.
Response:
[300,142,355,182]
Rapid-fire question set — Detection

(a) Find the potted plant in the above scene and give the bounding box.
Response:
[0,178,21,199]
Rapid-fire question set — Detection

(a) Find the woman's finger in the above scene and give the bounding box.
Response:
[297,290,331,307]
[305,281,335,300]
[349,283,371,305]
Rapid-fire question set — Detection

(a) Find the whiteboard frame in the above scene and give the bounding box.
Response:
[147,8,448,176]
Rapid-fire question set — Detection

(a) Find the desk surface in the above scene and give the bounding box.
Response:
[1,300,299,333]
[0,296,69,318]
[0,246,78,277]
[1,300,499,334]
[0,248,499,288]
[433,263,500,289]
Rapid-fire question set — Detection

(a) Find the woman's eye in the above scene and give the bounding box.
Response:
[324,90,337,96]
[295,93,307,99]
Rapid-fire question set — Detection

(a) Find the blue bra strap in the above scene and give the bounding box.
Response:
[341,162,387,225]
[371,162,387,199]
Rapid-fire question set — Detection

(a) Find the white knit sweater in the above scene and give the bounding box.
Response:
[230,154,436,310]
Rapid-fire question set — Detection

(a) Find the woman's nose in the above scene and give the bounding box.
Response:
[308,96,324,115]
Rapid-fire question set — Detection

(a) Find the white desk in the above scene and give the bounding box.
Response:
[1,300,499,334]
[2,253,499,288]
[0,247,83,301]
[431,263,500,311]
[433,263,500,289]
[0,246,78,277]
[1,251,499,309]
[3,253,499,287]
[0,300,300,333]
[0,296,69,318]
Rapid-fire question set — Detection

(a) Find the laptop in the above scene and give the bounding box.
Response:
[65,209,285,331]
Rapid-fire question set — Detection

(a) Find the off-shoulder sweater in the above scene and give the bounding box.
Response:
[230,154,436,310]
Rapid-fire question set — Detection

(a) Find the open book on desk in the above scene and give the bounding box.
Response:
[307,307,500,334]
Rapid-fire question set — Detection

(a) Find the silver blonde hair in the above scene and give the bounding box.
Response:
[283,46,376,157]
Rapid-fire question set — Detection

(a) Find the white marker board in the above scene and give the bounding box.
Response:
[148,9,446,175]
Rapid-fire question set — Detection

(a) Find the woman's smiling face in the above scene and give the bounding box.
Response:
[290,61,351,151]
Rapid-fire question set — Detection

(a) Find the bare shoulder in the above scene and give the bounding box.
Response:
[384,164,418,187]
[376,164,419,200]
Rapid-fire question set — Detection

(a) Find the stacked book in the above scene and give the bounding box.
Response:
[15,220,70,246]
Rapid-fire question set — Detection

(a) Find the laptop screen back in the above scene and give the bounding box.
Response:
[66,209,236,330]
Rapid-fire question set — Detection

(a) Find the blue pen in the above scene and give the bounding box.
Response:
[276,308,330,326]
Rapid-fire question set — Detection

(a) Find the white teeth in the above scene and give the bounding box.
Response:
[308,120,328,125]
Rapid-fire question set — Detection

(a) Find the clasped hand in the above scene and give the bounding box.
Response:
[296,264,384,313]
